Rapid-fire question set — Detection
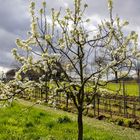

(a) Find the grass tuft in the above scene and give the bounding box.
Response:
[57,116,72,124]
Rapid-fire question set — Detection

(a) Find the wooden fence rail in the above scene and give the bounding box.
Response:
[20,88,140,119]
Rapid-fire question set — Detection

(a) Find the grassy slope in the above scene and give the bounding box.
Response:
[0,99,139,140]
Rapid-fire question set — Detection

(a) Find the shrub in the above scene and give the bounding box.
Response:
[124,119,132,127]
[116,119,124,126]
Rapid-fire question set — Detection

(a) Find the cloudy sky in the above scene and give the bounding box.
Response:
[0,0,140,72]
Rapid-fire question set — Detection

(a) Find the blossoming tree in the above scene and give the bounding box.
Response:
[9,0,139,140]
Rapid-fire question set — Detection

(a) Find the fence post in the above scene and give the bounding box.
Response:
[132,102,136,117]
[119,100,122,114]
[93,95,96,116]
[123,81,127,117]
[97,95,100,117]
[109,99,112,118]
[137,68,140,102]
[66,93,69,110]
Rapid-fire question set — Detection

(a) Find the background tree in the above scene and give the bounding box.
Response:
[11,0,139,140]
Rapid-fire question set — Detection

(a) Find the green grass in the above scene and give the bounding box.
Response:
[106,82,139,96]
[0,100,140,140]
[85,82,140,96]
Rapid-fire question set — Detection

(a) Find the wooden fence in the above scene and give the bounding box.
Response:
[21,88,140,120]
[89,93,140,119]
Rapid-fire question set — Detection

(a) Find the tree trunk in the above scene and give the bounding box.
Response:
[115,71,118,83]
[78,107,83,140]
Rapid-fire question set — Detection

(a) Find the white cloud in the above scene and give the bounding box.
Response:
[0,66,10,73]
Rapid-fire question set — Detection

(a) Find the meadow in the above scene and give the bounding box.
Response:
[0,100,140,140]
[105,82,140,96]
